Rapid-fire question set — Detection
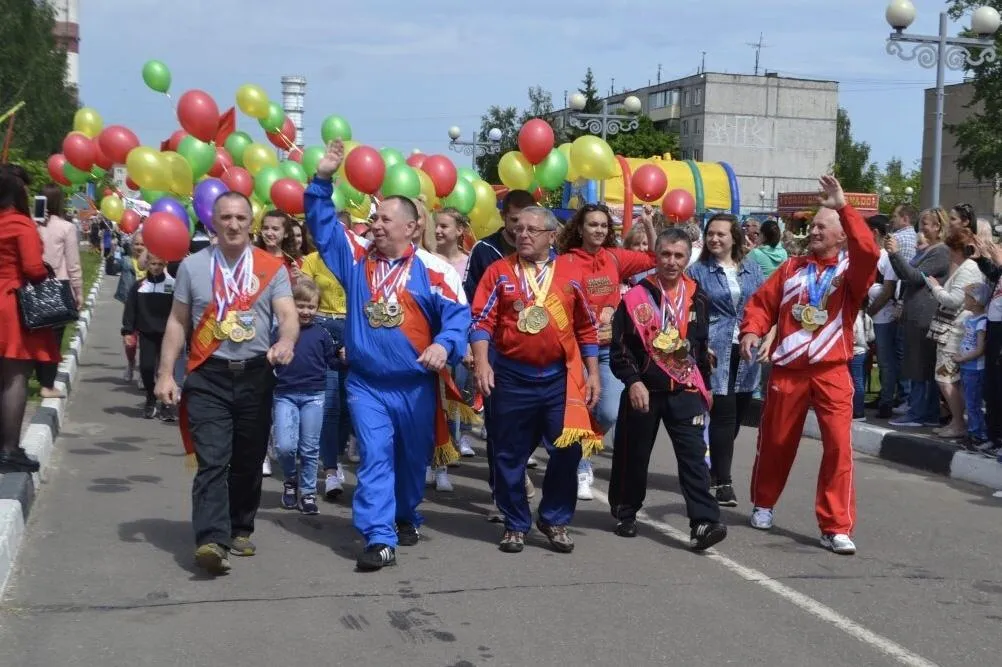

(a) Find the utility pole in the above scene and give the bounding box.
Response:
[700,51,706,74]
[657,63,662,84]
[748,33,768,75]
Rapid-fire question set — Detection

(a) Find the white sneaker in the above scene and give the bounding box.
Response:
[336,467,346,483]
[524,473,536,499]
[434,467,453,492]
[347,435,360,463]
[820,533,856,555]
[458,435,476,457]
[136,376,144,391]
[892,403,909,416]
[262,456,272,477]
[577,471,594,501]
[526,456,539,469]
[425,466,434,486]
[750,507,773,530]
[479,425,488,439]
[123,366,134,382]
[324,471,344,500]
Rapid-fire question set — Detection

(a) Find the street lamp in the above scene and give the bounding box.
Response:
[567,93,642,140]
[447,126,502,172]
[885,1,1000,208]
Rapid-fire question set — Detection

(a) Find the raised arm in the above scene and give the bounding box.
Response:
[839,204,880,304]
[304,140,365,286]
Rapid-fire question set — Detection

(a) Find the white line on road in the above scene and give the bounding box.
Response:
[589,488,939,667]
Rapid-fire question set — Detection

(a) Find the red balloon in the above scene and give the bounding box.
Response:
[266,118,297,150]
[270,178,305,215]
[47,154,71,186]
[518,119,555,165]
[125,176,139,191]
[420,155,458,198]
[97,125,140,164]
[142,212,190,262]
[63,132,95,171]
[208,147,233,177]
[662,188,696,222]
[406,153,427,169]
[631,164,668,203]
[287,147,303,163]
[119,209,141,235]
[167,129,189,151]
[344,146,386,195]
[176,89,220,143]
[93,141,114,171]
[221,166,253,196]
[102,188,113,197]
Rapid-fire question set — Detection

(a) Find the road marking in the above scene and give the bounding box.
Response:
[589,488,939,667]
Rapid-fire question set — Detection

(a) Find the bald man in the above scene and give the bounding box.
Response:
[739,176,879,556]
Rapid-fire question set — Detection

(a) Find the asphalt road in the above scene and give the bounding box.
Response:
[1,283,1000,667]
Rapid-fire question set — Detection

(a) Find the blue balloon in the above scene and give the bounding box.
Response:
[192,178,230,233]
[150,196,190,230]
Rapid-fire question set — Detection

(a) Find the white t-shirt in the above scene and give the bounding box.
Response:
[867,250,899,325]
[988,280,1002,322]
[722,265,741,343]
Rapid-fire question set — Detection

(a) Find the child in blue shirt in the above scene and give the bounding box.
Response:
[954,283,990,447]
[272,278,341,514]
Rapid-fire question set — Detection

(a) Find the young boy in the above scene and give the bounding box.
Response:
[120,254,175,420]
[272,278,341,515]
[954,283,990,449]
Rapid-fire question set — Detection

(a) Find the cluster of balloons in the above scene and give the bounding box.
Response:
[497,119,618,192]
[628,163,695,221]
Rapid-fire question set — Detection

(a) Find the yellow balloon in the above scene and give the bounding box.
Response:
[100,195,124,222]
[336,140,361,178]
[497,151,534,190]
[126,146,169,191]
[161,151,193,196]
[416,169,437,202]
[558,143,580,181]
[470,179,497,217]
[471,207,503,240]
[347,194,372,221]
[251,199,266,234]
[243,143,279,176]
[236,84,270,119]
[570,135,616,180]
[73,107,103,139]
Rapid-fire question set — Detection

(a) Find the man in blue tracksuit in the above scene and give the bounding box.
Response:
[305,141,471,571]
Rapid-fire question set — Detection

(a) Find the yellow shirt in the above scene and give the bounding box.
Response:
[300,252,347,315]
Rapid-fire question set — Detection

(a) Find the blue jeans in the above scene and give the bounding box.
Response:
[579,347,626,475]
[874,322,898,408]
[273,391,325,495]
[315,315,349,469]
[961,368,987,440]
[849,354,867,416]
[907,379,941,424]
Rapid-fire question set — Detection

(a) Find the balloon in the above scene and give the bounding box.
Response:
[125,176,139,191]
[92,141,113,170]
[631,164,668,203]
[379,164,421,199]
[63,132,95,171]
[557,143,579,181]
[351,223,369,235]
[161,151,194,196]
[224,131,254,166]
[150,196,190,228]
[421,155,458,198]
[143,212,189,262]
[126,146,168,190]
[47,154,71,186]
[320,115,352,143]
[331,187,347,211]
[235,83,269,119]
[100,195,124,222]
[457,166,478,184]
[140,188,168,204]
[471,207,503,240]
[497,151,534,190]
[518,119,555,165]
[470,179,498,225]
[270,178,305,215]
[279,160,307,184]
[97,125,140,165]
[177,135,216,179]
[266,117,297,149]
[405,152,427,170]
[73,107,103,138]
[337,180,366,207]
[569,135,616,180]
[142,60,171,93]
[662,188,696,222]
[63,162,90,185]
[380,147,405,170]
[416,169,438,206]
[208,146,233,177]
[301,146,325,178]
[251,199,266,234]
[346,194,372,221]
[243,143,278,176]
[533,148,569,190]
[259,101,285,133]
[119,209,141,235]
[221,165,253,196]
[344,145,386,195]
[166,129,188,151]
[442,178,476,215]
[177,89,220,143]
[192,178,229,231]
[335,141,360,178]
[254,165,282,203]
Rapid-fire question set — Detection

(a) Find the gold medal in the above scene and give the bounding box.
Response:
[229,325,247,343]
[800,305,818,332]
[653,332,671,351]
[513,299,525,313]
[523,304,549,335]
[243,326,256,341]
[213,319,228,340]
[366,301,387,328]
[516,310,528,333]
[384,310,404,328]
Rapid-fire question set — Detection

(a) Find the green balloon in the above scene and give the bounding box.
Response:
[534,148,568,190]
[380,164,420,198]
[442,178,476,215]
[457,167,478,184]
[336,180,366,207]
[279,160,307,184]
[90,165,107,180]
[63,162,90,185]
[142,60,171,94]
[259,102,285,133]
[178,135,216,178]
[254,165,282,203]
[332,188,347,211]
[380,147,405,170]
[301,146,325,177]
[224,131,254,166]
[321,115,352,144]
[140,188,168,204]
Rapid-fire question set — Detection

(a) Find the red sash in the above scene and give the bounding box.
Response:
[622,278,713,411]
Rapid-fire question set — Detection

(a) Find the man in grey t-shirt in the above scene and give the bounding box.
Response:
[155,191,298,576]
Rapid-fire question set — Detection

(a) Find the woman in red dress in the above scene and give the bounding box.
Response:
[0,165,60,472]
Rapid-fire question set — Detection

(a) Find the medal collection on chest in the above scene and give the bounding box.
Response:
[652,279,689,358]
[514,259,554,335]
[364,253,413,329]
[792,263,836,332]
[211,248,257,344]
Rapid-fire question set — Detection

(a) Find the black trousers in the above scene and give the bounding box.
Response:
[987,322,1002,442]
[34,324,67,389]
[185,357,275,549]
[138,332,163,403]
[707,344,753,486]
[608,390,719,528]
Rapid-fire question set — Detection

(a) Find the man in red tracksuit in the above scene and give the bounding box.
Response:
[739,175,879,556]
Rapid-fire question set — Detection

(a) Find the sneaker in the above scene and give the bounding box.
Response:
[143,399,158,420]
[577,471,594,501]
[852,415,866,423]
[136,376,144,391]
[750,506,774,530]
[230,536,256,557]
[347,435,360,463]
[324,471,344,501]
[526,456,539,469]
[356,543,396,571]
[458,435,476,457]
[690,522,728,551]
[614,519,638,538]
[715,484,738,507]
[891,404,910,416]
[123,365,134,382]
[281,479,298,510]
[820,533,856,555]
[425,466,434,486]
[396,522,420,546]
[876,406,893,419]
[159,404,177,422]
[299,494,319,515]
[262,456,272,478]
[499,529,525,553]
[194,543,231,575]
[535,519,574,553]
[888,418,922,427]
[524,473,536,500]
[434,467,453,492]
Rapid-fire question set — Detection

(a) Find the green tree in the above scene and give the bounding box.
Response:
[0,0,77,159]
[833,107,878,193]
[577,67,602,114]
[476,87,557,183]
[607,115,679,158]
[877,157,922,214]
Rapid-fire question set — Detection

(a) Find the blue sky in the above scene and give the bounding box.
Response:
[78,0,970,173]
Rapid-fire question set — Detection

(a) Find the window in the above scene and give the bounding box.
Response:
[694,88,702,106]
[648,90,668,109]
[682,120,689,136]
[669,89,680,106]
[682,89,689,106]
[694,118,701,135]
[694,148,702,162]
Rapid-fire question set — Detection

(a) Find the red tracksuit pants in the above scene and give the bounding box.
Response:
[750,363,856,534]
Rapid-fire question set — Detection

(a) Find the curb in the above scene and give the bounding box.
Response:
[0,263,105,595]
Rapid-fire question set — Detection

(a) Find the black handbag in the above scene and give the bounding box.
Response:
[15,266,79,330]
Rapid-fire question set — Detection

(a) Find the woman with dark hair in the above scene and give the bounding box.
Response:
[747,219,788,279]
[255,210,302,275]
[0,165,60,472]
[558,202,656,501]
[949,203,976,232]
[687,213,766,506]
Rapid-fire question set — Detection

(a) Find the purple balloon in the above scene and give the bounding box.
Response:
[150,196,190,228]
[193,178,230,233]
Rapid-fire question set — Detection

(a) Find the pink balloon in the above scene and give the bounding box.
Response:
[518,119,555,165]
[662,189,696,222]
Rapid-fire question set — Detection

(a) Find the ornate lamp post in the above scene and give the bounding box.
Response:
[448,126,502,173]
[567,93,642,201]
[885,1,1000,207]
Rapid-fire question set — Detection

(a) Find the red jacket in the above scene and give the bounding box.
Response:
[470,253,598,365]
[740,205,879,368]
[563,247,655,344]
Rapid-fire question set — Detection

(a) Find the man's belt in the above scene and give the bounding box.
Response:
[202,355,269,373]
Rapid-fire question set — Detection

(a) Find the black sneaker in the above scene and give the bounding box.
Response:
[357,543,396,571]
[499,529,525,553]
[299,494,319,515]
[715,484,738,507]
[0,448,40,473]
[143,399,158,420]
[614,519,638,538]
[159,404,177,422]
[281,479,298,510]
[690,522,727,552]
[876,406,893,419]
[396,522,420,546]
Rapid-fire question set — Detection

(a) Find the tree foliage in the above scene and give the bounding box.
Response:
[577,67,602,114]
[475,87,555,184]
[833,107,878,193]
[877,158,922,214]
[607,115,679,159]
[0,0,77,159]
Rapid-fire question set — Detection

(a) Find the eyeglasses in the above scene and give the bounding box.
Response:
[580,203,610,213]
[514,226,552,238]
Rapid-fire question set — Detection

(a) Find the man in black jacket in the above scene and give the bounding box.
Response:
[607,227,726,551]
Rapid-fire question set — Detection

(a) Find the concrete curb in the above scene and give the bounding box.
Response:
[0,262,106,595]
